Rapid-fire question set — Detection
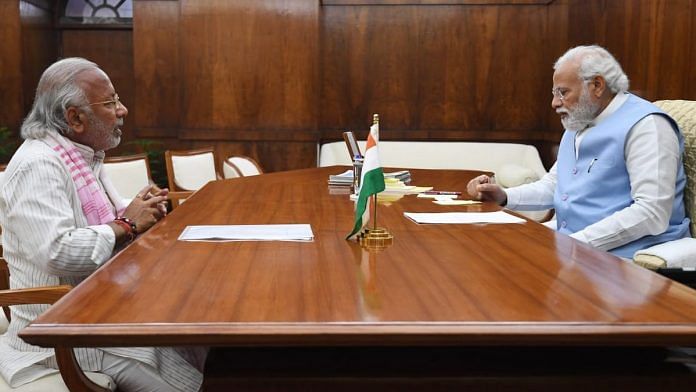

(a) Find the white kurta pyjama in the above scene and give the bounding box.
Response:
[0,133,202,391]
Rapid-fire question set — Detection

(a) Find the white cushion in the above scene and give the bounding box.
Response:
[222,161,240,179]
[0,369,115,391]
[102,159,150,200]
[171,152,217,190]
[496,163,540,188]
[227,157,261,176]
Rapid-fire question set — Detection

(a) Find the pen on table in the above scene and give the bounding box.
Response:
[588,158,598,173]
[423,191,462,195]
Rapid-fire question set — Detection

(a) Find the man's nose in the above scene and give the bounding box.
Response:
[117,102,129,117]
[551,95,562,110]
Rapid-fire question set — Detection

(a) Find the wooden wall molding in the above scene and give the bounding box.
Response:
[138,128,319,142]
[321,129,561,142]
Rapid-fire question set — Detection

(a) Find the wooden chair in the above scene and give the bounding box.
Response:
[164,147,221,209]
[0,257,115,391]
[223,155,263,178]
[103,153,153,205]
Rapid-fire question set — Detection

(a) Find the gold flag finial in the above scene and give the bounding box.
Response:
[373,113,379,125]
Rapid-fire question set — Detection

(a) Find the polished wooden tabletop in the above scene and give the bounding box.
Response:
[20,167,696,348]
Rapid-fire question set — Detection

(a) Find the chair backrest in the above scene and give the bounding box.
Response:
[654,100,696,235]
[165,147,219,191]
[223,159,241,179]
[103,153,153,203]
[225,156,263,177]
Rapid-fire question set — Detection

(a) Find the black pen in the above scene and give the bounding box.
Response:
[587,158,598,173]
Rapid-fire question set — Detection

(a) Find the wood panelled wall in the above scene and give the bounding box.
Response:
[0,0,23,132]
[133,0,320,172]
[61,29,136,156]
[3,0,696,171]
[0,0,55,138]
[132,0,696,171]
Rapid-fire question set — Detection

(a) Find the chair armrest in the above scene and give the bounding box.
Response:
[167,191,194,209]
[0,285,72,306]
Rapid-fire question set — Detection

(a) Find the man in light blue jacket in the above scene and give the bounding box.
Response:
[467,45,690,259]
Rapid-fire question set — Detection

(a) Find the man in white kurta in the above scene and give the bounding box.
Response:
[0,58,204,391]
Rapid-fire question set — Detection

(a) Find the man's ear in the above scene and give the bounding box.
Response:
[65,107,85,134]
[589,75,607,98]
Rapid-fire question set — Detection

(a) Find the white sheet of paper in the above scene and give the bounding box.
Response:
[178,224,314,242]
[433,199,482,206]
[403,211,525,224]
[417,193,458,199]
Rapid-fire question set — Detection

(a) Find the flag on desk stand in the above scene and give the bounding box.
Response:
[346,118,385,240]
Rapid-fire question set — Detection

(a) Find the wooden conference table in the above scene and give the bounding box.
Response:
[20,167,696,391]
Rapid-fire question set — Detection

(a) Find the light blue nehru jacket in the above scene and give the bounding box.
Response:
[555,94,690,258]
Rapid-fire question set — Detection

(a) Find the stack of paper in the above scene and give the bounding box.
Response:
[382,179,433,195]
[178,224,314,242]
[384,170,411,182]
[328,170,413,187]
[328,170,354,186]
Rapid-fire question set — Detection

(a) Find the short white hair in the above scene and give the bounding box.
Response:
[554,45,629,94]
[21,57,99,139]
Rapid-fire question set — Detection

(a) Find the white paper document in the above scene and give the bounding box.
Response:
[403,211,525,224]
[178,224,314,242]
[432,199,482,206]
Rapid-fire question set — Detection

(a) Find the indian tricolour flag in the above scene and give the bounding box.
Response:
[346,121,385,240]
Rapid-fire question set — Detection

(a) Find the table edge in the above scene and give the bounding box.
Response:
[20,321,696,347]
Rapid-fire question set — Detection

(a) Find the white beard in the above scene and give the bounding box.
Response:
[87,112,123,151]
[558,88,600,132]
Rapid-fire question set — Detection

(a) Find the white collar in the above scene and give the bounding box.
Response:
[591,92,629,128]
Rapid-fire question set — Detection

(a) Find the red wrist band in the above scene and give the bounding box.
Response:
[114,217,137,242]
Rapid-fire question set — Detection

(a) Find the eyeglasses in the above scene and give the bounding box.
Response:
[87,94,123,110]
[552,78,596,102]
[551,87,570,102]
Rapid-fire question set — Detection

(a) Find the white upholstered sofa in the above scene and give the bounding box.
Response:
[319,140,547,188]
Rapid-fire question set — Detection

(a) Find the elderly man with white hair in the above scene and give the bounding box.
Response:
[0,58,205,391]
[467,45,690,259]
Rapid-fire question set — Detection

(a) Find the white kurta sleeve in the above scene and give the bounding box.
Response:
[504,163,558,211]
[3,154,115,276]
